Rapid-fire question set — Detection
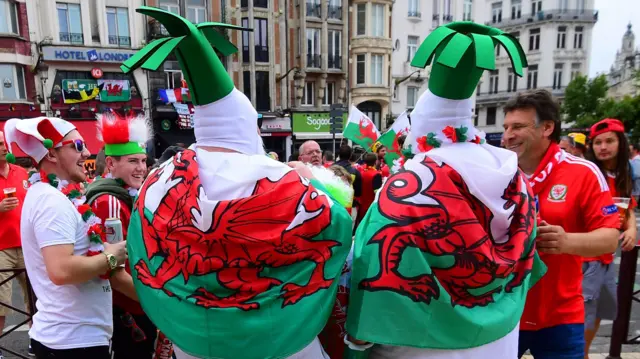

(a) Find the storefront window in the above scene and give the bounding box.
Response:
[0,64,26,100]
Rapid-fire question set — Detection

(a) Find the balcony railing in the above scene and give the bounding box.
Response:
[59,32,83,44]
[255,45,269,62]
[408,10,421,18]
[328,54,342,69]
[306,2,321,17]
[307,53,321,68]
[443,14,453,22]
[108,35,131,47]
[328,5,342,20]
[486,8,598,27]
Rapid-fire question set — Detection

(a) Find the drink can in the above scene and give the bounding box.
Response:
[105,218,123,244]
[153,331,174,359]
[3,188,16,198]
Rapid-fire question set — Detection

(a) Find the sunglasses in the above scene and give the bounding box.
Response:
[54,139,86,153]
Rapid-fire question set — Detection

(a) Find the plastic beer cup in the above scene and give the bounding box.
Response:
[613,197,631,223]
[3,188,16,198]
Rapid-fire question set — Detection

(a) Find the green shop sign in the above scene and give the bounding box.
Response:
[292,112,348,133]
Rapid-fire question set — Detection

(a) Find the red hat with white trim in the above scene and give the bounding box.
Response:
[3,117,76,164]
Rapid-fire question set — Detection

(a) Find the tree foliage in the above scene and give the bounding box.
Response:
[561,74,609,128]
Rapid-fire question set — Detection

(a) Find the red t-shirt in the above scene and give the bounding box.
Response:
[521,155,619,331]
[0,165,29,251]
[584,173,636,264]
[91,193,144,315]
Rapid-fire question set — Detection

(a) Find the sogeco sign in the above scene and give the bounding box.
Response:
[292,112,347,133]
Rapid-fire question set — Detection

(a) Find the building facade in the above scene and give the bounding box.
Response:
[27,0,148,155]
[390,0,479,117]
[474,0,597,143]
[607,24,640,101]
[0,0,43,127]
[349,0,392,132]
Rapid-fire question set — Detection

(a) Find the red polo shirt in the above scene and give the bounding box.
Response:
[521,155,619,331]
[0,164,29,251]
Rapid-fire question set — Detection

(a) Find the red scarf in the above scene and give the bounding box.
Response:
[527,143,563,196]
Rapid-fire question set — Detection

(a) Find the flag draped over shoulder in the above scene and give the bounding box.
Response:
[346,153,546,350]
[377,111,410,167]
[343,106,380,151]
[127,150,353,359]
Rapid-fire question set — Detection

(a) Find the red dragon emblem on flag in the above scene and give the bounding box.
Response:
[356,116,378,149]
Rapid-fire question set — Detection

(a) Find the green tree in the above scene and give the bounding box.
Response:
[561,74,609,127]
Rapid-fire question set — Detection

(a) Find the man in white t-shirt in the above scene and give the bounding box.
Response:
[2,117,133,359]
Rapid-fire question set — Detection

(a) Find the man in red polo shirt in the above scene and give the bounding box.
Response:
[502,90,620,358]
[0,131,31,357]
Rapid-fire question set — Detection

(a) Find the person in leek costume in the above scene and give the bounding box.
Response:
[122,7,352,359]
[344,22,547,358]
[84,111,155,359]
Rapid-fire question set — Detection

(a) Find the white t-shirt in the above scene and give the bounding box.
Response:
[21,182,112,349]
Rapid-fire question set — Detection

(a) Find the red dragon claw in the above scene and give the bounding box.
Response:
[281,279,332,307]
[189,287,259,311]
[135,260,162,289]
[360,274,440,304]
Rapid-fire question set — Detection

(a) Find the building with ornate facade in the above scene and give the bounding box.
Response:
[607,23,640,101]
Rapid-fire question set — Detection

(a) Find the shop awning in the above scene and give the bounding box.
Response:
[0,119,103,157]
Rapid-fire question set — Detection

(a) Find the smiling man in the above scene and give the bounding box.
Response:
[84,112,155,359]
[502,89,620,358]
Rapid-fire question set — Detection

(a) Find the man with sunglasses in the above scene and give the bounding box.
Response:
[85,112,155,359]
[3,117,134,359]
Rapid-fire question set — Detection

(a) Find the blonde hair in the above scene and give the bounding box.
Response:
[328,165,352,185]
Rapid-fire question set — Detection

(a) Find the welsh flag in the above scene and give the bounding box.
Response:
[127,150,353,359]
[343,106,380,151]
[377,111,410,167]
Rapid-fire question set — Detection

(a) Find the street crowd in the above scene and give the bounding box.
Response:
[0,11,638,359]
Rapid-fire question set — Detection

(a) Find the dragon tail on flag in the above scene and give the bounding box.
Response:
[343,106,380,151]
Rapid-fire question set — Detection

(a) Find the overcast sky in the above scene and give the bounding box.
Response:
[589,0,640,77]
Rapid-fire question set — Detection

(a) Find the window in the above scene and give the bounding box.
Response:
[407,87,418,108]
[443,0,452,20]
[577,0,585,13]
[574,26,583,49]
[407,36,419,62]
[241,18,249,63]
[187,0,206,23]
[328,30,341,69]
[371,54,383,85]
[486,107,497,126]
[507,68,517,92]
[328,0,342,20]
[491,2,502,23]
[57,3,83,44]
[558,0,568,12]
[106,8,130,47]
[159,0,179,13]
[511,0,521,19]
[306,28,320,68]
[356,4,366,36]
[243,71,251,100]
[393,87,399,101]
[553,63,564,90]
[0,64,26,100]
[254,0,269,8]
[306,0,320,17]
[527,64,538,89]
[463,0,473,21]
[529,28,540,51]
[254,18,268,62]
[496,44,501,56]
[476,84,481,95]
[432,0,440,27]
[571,63,581,81]
[489,70,499,94]
[557,26,566,49]
[474,106,479,127]
[302,81,315,106]
[0,0,18,35]
[255,71,270,111]
[356,54,365,84]
[531,0,541,14]
[323,82,335,105]
[372,4,384,37]
[408,0,419,17]
[165,70,183,89]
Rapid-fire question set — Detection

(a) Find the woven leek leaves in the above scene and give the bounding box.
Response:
[121,6,252,106]
[410,22,528,100]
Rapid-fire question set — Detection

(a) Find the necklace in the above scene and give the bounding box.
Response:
[29,171,109,279]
